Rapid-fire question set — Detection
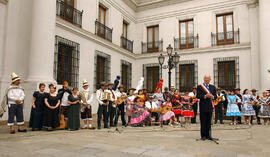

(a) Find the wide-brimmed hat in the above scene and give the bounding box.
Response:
[234,88,241,91]
[251,89,258,92]
[217,87,221,90]
[11,72,20,83]
[100,82,106,86]
[107,82,114,86]
[118,85,124,89]
[82,79,88,87]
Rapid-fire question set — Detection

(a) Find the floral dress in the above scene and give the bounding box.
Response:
[241,94,255,116]
[258,97,270,118]
[126,95,135,117]
[171,94,182,115]
[226,94,242,117]
[130,102,150,126]
[181,96,194,117]
[160,102,175,121]
[152,92,165,109]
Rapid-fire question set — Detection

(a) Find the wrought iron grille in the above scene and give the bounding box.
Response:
[121,60,132,91]
[174,34,199,50]
[94,51,111,90]
[56,0,83,27]
[141,40,163,54]
[54,35,80,87]
[211,29,240,46]
[95,20,113,42]
[121,36,133,53]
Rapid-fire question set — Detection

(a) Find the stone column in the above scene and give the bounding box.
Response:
[259,0,270,90]
[26,0,56,82]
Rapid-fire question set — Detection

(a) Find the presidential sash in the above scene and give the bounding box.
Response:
[200,83,215,110]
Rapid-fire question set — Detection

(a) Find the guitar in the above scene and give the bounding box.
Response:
[160,105,181,114]
[116,95,127,105]
[57,114,66,130]
[214,96,223,106]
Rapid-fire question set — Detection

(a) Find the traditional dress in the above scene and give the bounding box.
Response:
[241,94,255,116]
[152,92,164,109]
[126,95,135,117]
[7,85,25,126]
[181,96,194,117]
[226,94,242,117]
[258,97,270,118]
[130,102,150,126]
[137,94,146,106]
[29,91,46,129]
[67,94,81,131]
[79,88,93,121]
[189,92,198,123]
[43,93,60,129]
[160,102,175,121]
[171,94,182,115]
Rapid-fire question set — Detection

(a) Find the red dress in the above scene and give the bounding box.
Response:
[171,94,182,115]
[181,96,194,117]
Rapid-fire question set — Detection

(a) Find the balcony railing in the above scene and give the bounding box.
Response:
[95,20,113,42]
[174,34,199,50]
[211,29,240,46]
[56,0,83,27]
[141,40,163,54]
[121,36,133,53]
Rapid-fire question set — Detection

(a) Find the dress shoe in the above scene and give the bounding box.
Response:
[10,130,15,134]
[18,129,27,132]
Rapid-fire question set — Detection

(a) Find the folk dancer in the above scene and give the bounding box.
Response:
[67,87,81,131]
[214,88,225,124]
[226,89,242,125]
[251,89,261,125]
[130,97,150,127]
[163,87,170,100]
[79,80,94,129]
[152,88,165,123]
[4,73,27,134]
[160,96,176,126]
[242,89,256,125]
[96,82,109,129]
[258,91,270,125]
[181,91,194,125]
[114,85,127,126]
[196,75,217,141]
[126,88,136,126]
[29,83,46,131]
[58,81,72,129]
[189,86,198,124]
[106,82,117,127]
[171,89,182,123]
[235,88,243,124]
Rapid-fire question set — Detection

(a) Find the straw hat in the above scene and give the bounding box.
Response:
[82,79,88,87]
[11,72,20,83]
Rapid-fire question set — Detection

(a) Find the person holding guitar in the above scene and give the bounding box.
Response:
[114,85,127,126]
[96,82,109,129]
[160,96,176,126]
[214,88,225,124]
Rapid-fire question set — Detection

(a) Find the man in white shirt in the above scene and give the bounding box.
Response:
[106,82,116,127]
[189,86,198,124]
[214,87,225,124]
[96,82,109,129]
[7,73,27,134]
[114,85,127,126]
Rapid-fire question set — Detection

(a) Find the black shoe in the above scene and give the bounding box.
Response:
[18,129,27,132]
[258,122,262,125]
[10,130,15,134]
[98,127,101,130]
[220,122,224,124]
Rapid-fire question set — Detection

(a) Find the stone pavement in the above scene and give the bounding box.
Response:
[0,123,269,157]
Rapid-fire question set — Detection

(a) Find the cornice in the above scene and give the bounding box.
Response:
[0,0,8,5]
[136,43,251,59]
[56,17,136,59]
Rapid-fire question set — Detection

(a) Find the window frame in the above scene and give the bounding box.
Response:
[179,64,195,92]
[217,60,236,90]
[147,25,159,53]
[216,13,234,45]
[179,19,194,49]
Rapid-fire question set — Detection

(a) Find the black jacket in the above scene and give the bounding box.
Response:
[57,88,72,101]
[196,84,217,113]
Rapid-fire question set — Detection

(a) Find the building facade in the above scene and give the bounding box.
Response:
[0,0,269,120]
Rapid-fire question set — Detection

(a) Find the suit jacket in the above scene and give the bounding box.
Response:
[196,84,217,113]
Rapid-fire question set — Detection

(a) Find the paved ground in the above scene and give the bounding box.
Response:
[0,119,269,157]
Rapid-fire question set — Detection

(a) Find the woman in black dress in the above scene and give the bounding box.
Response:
[29,83,46,131]
[67,87,81,131]
[43,84,60,131]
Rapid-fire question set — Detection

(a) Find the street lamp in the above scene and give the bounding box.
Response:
[158,44,180,89]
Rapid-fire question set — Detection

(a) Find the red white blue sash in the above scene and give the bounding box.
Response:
[200,83,215,110]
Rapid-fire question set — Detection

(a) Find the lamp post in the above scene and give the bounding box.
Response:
[158,44,180,89]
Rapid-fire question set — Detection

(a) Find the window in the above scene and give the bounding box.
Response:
[146,66,159,93]
[121,60,132,91]
[179,64,195,92]
[147,25,159,52]
[54,36,80,87]
[123,21,128,38]
[179,19,194,49]
[97,5,107,37]
[218,61,236,90]
[216,13,234,45]
[96,56,106,89]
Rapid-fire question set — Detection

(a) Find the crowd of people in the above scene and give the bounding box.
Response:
[0,73,270,134]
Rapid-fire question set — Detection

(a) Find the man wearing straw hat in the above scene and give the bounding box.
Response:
[2,73,27,134]
[79,79,94,129]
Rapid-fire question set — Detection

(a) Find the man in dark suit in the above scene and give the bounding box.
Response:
[196,75,217,141]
